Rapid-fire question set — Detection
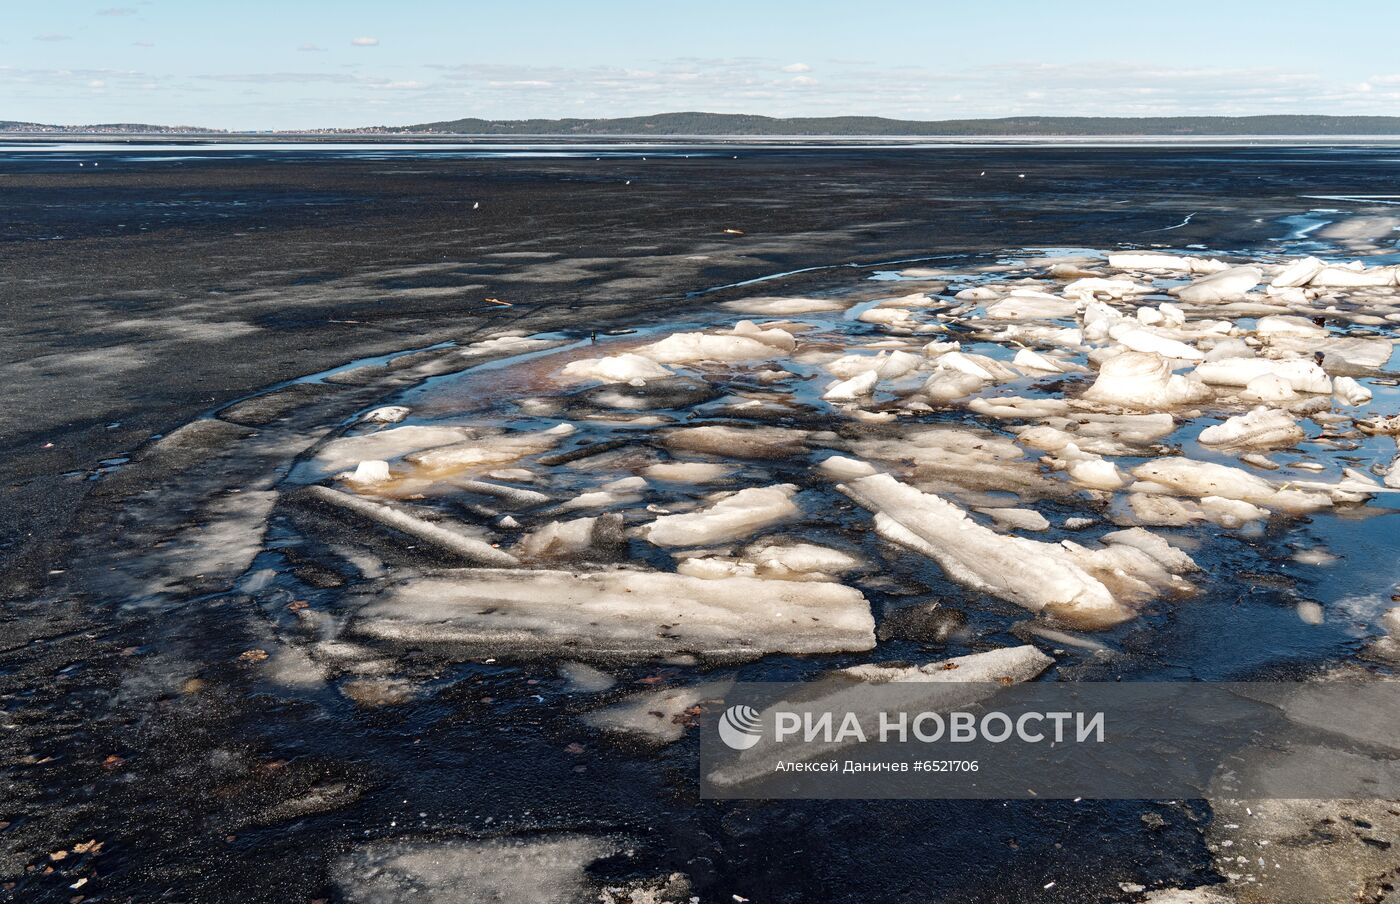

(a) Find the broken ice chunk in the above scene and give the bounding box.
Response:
[816,455,878,480]
[634,331,780,364]
[1108,252,1227,274]
[349,567,875,659]
[1198,407,1304,449]
[345,460,391,484]
[822,370,879,401]
[825,350,922,380]
[643,484,800,547]
[1130,458,1332,513]
[559,353,674,384]
[515,514,624,560]
[976,507,1051,532]
[1269,256,1325,288]
[642,461,735,483]
[1193,357,1332,394]
[661,424,808,459]
[1169,266,1262,303]
[839,473,1133,627]
[1082,352,1211,408]
[725,319,797,351]
[313,424,477,473]
[361,406,410,424]
[1333,376,1373,406]
[720,296,850,315]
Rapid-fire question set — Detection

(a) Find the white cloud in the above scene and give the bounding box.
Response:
[97,7,137,15]
[790,75,817,86]
[782,63,812,73]
[88,79,106,88]
[298,43,326,52]
[350,37,379,47]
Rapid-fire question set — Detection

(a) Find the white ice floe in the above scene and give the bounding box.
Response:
[558,476,647,511]
[985,295,1081,320]
[1130,458,1332,513]
[1108,252,1227,273]
[643,484,800,547]
[1083,352,1211,408]
[1244,373,1298,402]
[935,351,1020,382]
[1068,457,1126,491]
[1309,264,1399,288]
[1062,277,1149,300]
[345,459,391,484]
[634,331,780,364]
[1012,348,1085,373]
[361,405,410,424]
[642,461,735,483]
[922,371,987,401]
[405,428,567,474]
[817,455,878,480]
[825,350,922,380]
[726,319,798,351]
[1198,407,1304,449]
[1266,335,1394,370]
[822,369,879,401]
[977,506,1051,531]
[1269,256,1326,288]
[841,474,1148,626]
[662,424,810,459]
[1333,376,1373,405]
[720,296,850,315]
[857,307,917,326]
[1193,357,1332,394]
[1256,315,1326,338]
[559,353,674,384]
[677,540,860,584]
[1109,326,1205,361]
[746,541,861,578]
[350,566,874,658]
[313,424,477,473]
[515,514,624,559]
[1170,266,1263,303]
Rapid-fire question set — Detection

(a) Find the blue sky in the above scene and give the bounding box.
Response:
[4,0,1399,129]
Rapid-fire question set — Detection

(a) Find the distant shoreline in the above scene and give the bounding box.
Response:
[7,132,1400,147]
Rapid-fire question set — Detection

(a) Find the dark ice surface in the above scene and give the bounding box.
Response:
[3,142,1400,902]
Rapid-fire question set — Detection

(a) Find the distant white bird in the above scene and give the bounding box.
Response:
[979,171,986,176]
[472,201,479,209]
[625,180,631,185]
[1018,173,1026,178]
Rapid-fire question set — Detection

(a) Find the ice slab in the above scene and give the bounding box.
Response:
[1198,406,1304,449]
[559,353,674,384]
[643,484,800,547]
[839,473,1133,627]
[350,567,875,659]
